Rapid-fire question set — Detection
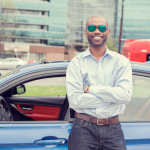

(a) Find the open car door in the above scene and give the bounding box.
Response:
[0,68,72,150]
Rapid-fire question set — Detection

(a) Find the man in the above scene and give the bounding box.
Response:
[66,14,132,150]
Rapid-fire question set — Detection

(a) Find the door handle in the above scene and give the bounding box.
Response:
[21,107,33,111]
[34,136,67,145]
[20,105,34,111]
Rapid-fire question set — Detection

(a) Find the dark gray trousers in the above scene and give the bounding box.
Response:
[67,118,126,150]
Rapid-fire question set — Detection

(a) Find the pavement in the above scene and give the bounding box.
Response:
[0,70,11,76]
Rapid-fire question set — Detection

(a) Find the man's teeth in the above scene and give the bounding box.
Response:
[94,37,101,39]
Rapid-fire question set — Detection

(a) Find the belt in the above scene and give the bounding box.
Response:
[75,112,119,125]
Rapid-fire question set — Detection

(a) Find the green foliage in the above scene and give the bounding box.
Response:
[0,0,16,22]
[83,38,89,50]
[14,86,67,96]
[106,36,118,52]
[0,0,17,43]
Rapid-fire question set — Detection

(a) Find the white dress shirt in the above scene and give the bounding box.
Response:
[66,48,132,118]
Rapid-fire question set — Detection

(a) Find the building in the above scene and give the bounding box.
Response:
[0,0,118,61]
[66,0,118,54]
[0,0,67,61]
[116,0,150,51]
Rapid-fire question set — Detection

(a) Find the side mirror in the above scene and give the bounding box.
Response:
[13,85,26,95]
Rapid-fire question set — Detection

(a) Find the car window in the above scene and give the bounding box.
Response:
[22,59,28,62]
[119,75,150,122]
[14,77,66,96]
[3,59,11,62]
[12,60,19,62]
[11,59,19,61]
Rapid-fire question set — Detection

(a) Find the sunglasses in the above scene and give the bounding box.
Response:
[87,25,108,32]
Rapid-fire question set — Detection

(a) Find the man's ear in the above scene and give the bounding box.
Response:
[107,29,110,36]
[84,29,87,37]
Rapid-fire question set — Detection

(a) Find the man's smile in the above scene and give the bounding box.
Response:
[93,36,102,39]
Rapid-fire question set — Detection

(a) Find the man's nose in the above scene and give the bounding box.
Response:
[94,27,102,34]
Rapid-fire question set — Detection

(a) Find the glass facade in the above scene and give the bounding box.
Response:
[1,0,118,48]
[66,0,118,47]
[1,0,68,46]
[116,0,150,51]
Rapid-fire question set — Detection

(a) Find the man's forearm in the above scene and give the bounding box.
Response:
[86,85,132,104]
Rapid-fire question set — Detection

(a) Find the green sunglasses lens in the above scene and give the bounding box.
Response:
[98,25,106,32]
[88,25,96,32]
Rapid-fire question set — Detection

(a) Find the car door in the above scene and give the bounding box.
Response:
[0,61,4,69]
[0,59,12,69]
[0,122,71,150]
[120,71,150,150]
[0,68,72,150]
[9,58,20,69]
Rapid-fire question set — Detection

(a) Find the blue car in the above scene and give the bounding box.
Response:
[0,60,150,150]
[145,61,150,65]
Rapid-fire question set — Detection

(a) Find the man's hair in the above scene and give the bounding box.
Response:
[86,14,108,28]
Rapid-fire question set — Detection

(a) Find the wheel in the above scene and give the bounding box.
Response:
[0,96,13,121]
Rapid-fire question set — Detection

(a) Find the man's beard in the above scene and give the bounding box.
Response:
[87,36,107,48]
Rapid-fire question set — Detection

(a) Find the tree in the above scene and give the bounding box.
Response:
[0,0,17,44]
[83,38,89,50]
[106,36,118,52]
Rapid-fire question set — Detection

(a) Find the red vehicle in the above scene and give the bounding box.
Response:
[122,39,150,63]
[21,58,36,64]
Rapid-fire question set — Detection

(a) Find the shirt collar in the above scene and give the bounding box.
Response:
[104,48,114,58]
[83,47,114,58]
[83,48,91,57]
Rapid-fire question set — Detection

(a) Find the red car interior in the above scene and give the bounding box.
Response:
[16,104,61,121]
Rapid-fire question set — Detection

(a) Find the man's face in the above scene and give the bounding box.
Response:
[84,17,110,48]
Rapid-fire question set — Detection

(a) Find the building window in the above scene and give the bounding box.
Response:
[2,8,49,17]
[13,0,50,2]
[30,53,46,62]
[3,37,48,45]
[4,23,48,31]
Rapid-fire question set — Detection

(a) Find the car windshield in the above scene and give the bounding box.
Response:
[0,68,19,82]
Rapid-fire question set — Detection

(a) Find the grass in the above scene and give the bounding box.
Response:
[15,86,66,96]
[14,85,150,97]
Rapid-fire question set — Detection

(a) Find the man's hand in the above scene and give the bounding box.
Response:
[83,85,90,93]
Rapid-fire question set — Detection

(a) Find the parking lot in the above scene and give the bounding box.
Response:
[1,70,11,76]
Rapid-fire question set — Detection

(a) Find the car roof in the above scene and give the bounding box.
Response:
[0,60,70,86]
[144,61,150,64]
[131,61,150,72]
[4,58,21,60]
[18,60,70,71]
[18,60,150,72]
[18,60,150,73]
[0,60,150,87]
